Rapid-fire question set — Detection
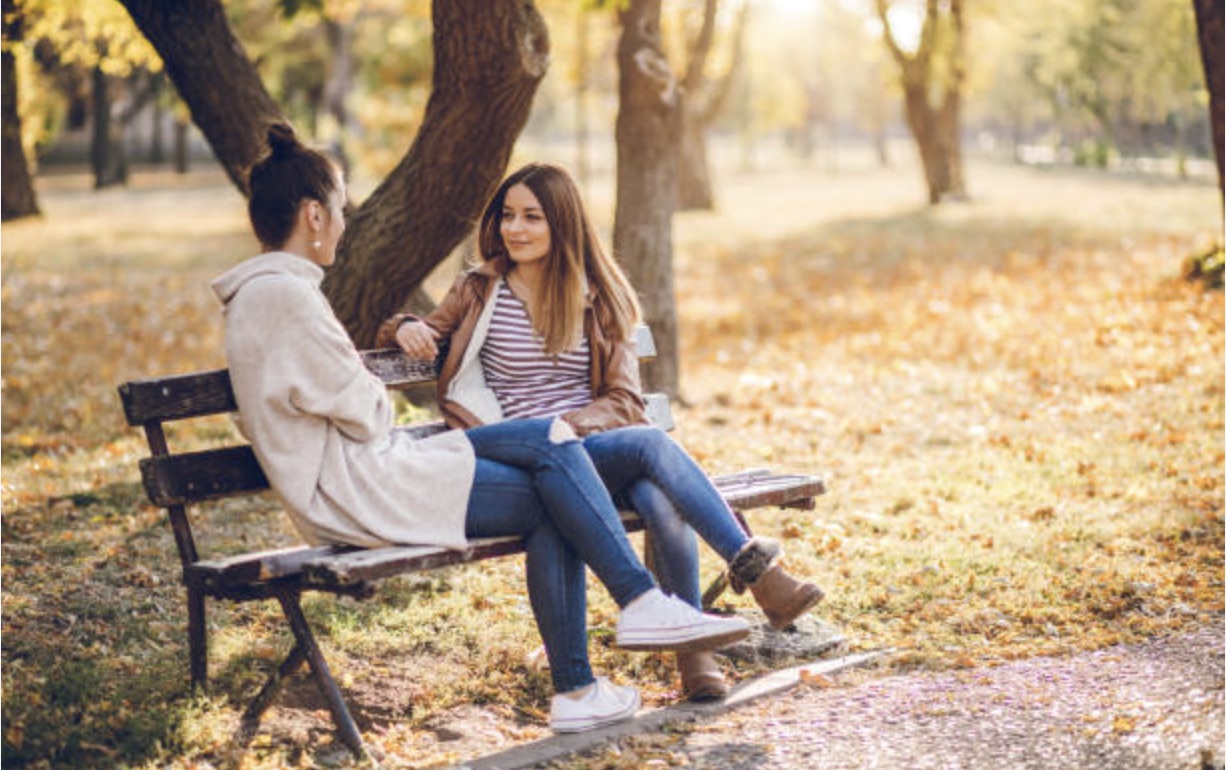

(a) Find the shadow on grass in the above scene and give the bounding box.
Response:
[1,477,322,768]
[2,478,183,764]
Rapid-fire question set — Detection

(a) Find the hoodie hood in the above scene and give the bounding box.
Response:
[211,251,324,306]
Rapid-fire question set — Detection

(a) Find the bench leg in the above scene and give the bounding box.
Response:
[188,585,208,693]
[243,642,308,723]
[701,572,730,611]
[275,589,365,757]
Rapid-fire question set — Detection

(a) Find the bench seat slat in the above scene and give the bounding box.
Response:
[299,468,824,590]
[303,538,525,587]
[187,544,353,589]
[715,473,825,511]
[303,513,648,588]
[120,326,659,426]
[359,349,438,390]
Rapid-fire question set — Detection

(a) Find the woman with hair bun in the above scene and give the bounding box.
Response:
[211,125,750,733]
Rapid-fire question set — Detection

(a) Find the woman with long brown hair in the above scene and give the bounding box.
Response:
[382,162,826,701]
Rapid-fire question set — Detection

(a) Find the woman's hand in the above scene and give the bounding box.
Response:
[395,320,440,360]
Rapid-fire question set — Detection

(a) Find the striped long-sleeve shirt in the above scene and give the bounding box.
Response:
[479,282,592,420]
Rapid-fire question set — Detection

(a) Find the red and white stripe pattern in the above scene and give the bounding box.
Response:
[480,282,592,419]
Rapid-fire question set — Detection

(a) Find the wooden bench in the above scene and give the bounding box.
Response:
[116,326,825,756]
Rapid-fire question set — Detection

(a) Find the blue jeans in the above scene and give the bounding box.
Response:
[583,426,750,609]
[463,418,658,693]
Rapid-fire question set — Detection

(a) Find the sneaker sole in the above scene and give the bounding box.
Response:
[615,625,750,653]
[550,695,641,733]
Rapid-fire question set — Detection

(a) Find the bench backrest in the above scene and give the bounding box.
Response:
[118,326,664,571]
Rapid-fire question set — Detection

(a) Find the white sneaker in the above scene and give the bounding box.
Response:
[616,588,751,652]
[549,678,640,733]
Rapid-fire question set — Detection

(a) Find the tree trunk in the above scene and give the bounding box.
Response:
[121,0,549,347]
[150,75,166,164]
[901,84,948,204]
[91,66,128,188]
[676,0,748,212]
[877,0,967,205]
[575,7,591,188]
[322,17,355,175]
[1192,0,1224,202]
[118,0,286,194]
[614,0,682,396]
[322,0,550,347]
[1,0,40,222]
[938,0,967,198]
[677,112,714,210]
[173,117,190,173]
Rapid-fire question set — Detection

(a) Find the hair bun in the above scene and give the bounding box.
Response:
[266,123,299,158]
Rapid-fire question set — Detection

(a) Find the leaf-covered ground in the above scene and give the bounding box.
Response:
[2,157,1222,768]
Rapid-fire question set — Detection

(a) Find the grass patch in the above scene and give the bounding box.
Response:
[2,158,1222,767]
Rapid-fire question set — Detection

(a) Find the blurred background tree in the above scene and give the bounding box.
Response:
[874,0,967,204]
[7,0,1215,203]
[1,0,160,210]
[2,0,39,219]
[2,0,1219,344]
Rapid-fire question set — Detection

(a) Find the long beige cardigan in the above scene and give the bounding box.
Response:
[211,252,475,549]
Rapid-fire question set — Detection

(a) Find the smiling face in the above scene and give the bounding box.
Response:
[499,183,552,267]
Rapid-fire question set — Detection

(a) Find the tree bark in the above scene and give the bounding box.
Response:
[575,7,591,188]
[322,17,355,175]
[118,0,286,194]
[173,117,190,174]
[149,75,166,164]
[322,0,549,347]
[614,0,682,396]
[120,0,549,347]
[676,0,748,211]
[677,112,714,209]
[877,0,967,204]
[937,0,966,198]
[1,0,40,221]
[1192,0,1224,202]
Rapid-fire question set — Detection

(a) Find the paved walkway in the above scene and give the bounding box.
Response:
[463,618,1224,770]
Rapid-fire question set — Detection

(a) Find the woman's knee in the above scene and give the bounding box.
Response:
[627,425,679,466]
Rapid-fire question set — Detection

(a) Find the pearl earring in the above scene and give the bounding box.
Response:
[312,240,322,249]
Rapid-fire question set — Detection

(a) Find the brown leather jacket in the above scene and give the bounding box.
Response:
[375,257,647,436]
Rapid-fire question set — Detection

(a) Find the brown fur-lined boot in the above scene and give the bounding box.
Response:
[678,650,729,701]
[729,537,825,631]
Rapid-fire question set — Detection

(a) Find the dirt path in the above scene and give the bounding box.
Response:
[496,618,1223,770]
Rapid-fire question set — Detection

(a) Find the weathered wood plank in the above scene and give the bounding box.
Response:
[140,446,269,506]
[632,324,656,358]
[119,370,236,425]
[643,392,674,431]
[715,473,825,511]
[303,512,649,588]
[359,349,438,390]
[118,325,660,425]
[188,544,352,590]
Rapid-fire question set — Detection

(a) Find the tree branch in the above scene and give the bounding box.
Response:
[118,0,285,194]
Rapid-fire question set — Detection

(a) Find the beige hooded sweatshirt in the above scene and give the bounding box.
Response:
[211,252,475,549]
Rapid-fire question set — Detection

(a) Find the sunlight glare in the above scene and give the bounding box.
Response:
[761,0,922,51]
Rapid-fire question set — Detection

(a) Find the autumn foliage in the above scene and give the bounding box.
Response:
[1,160,1222,768]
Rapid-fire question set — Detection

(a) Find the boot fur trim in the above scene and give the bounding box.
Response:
[728,537,782,594]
